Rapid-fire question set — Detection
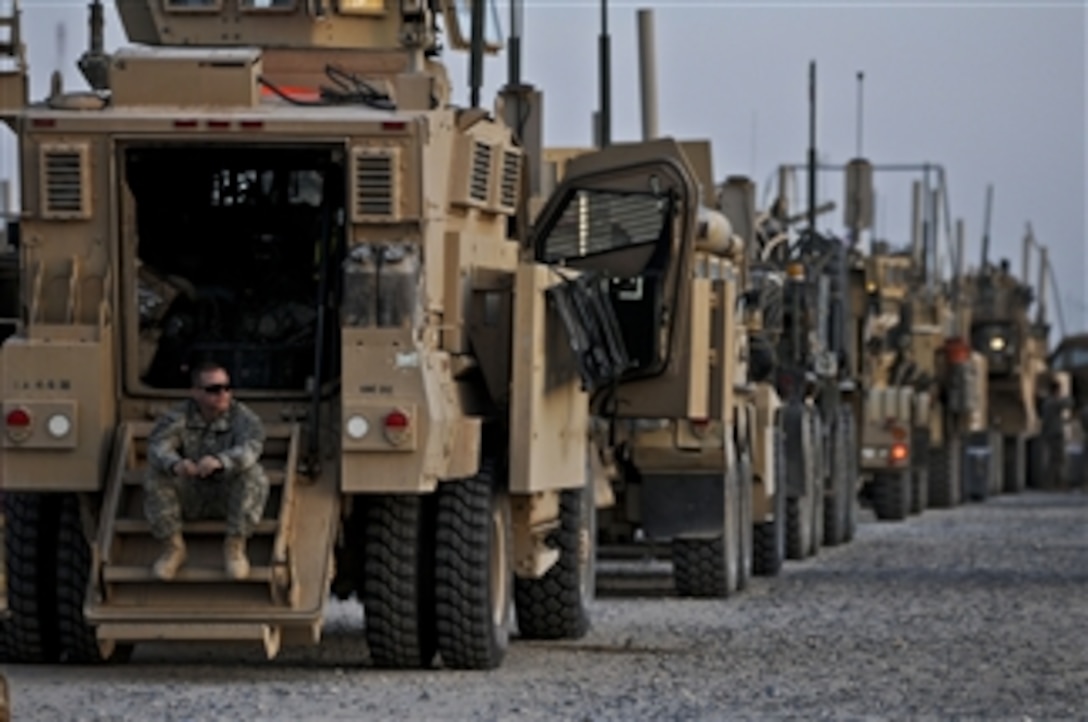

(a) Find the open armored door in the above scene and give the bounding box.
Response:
[528,138,701,397]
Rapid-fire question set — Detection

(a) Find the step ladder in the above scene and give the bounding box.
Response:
[85,419,340,658]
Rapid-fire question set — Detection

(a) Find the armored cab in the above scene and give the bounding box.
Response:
[968,222,1051,493]
[744,166,861,562]
[540,142,785,598]
[0,0,702,669]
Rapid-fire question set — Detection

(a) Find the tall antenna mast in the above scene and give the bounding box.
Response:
[598,0,611,148]
[855,71,864,157]
[806,60,817,234]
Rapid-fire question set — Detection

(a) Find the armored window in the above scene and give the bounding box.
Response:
[163,0,221,11]
[239,0,298,11]
[537,189,672,265]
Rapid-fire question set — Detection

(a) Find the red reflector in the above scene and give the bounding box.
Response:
[382,121,407,131]
[174,120,198,128]
[31,118,56,128]
[890,443,908,461]
[207,120,231,129]
[5,408,30,427]
[239,120,264,129]
[384,410,409,429]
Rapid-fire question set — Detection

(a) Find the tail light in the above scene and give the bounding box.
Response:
[5,407,32,442]
[945,337,971,365]
[383,409,410,445]
[889,442,908,463]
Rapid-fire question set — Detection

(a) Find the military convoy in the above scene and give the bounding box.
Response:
[0,0,1063,673]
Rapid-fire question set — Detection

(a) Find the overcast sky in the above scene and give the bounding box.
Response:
[9,0,1088,335]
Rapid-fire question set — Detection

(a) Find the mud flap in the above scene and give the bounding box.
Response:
[640,473,724,540]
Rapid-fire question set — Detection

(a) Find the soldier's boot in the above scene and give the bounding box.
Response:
[224,535,250,580]
[152,533,187,581]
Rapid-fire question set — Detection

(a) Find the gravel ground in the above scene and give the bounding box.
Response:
[5,489,1086,721]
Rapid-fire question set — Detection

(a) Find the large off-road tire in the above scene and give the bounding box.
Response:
[841,408,858,543]
[753,428,787,576]
[55,494,132,664]
[871,471,911,521]
[735,454,754,592]
[514,481,594,640]
[809,415,826,556]
[910,429,930,515]
[434,466,512,670]
[823,412,851,546]
[929,435,963,508]
[673,468,740,598]
[362,494,438,669]
[786,492,813,561]
[1003,434,1026,494]
[0,492,60,663]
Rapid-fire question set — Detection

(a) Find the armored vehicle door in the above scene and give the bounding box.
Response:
[528,138,700,398]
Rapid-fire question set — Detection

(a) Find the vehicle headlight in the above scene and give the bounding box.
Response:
[989,336,1006,351]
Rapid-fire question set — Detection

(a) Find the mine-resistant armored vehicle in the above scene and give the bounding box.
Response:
[847,175,988,518]
[0,0,704,669]
[968,212,1051,493]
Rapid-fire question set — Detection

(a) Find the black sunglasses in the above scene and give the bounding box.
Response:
[202,384,232,394]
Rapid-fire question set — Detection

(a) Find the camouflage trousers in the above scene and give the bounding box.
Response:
[143,466,270,540]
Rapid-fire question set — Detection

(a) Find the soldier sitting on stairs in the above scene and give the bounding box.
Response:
[143,359,271,581]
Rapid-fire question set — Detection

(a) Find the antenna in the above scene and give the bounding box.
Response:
[806,60,817,233]
[469,0,485,107]
[855,71,864,158]
[980,184,993,270]
[598,0,611,148]
[507,0,521,87]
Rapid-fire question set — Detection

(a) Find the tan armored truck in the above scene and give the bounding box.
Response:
[541,144,788,596]
[0,0,704,669]
[968,221,1051,493]
[749,166,863,559]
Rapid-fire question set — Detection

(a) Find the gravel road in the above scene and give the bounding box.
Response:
[5,489,1086,721]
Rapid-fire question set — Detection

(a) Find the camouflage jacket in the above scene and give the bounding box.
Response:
[147,399,266,476]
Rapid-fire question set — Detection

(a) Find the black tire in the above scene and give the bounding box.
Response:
[809,414,826,557]
[736,454,753,592]
[362,494,438,669]
[55,494,133,664]
[0,492,60,663]
[785,493,813,561]
[929,435,963,508]
[841,408,858,543]
[514,482,594,640]
[872,471,911,521]
[1003,434,1026,494]
[753,427,787,576]
[823,412,850,546]
[910,428,930,515]
[673,468,739,598]
[434,466,512,670]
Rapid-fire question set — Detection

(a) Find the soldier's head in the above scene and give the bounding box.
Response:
[190,360,232,417]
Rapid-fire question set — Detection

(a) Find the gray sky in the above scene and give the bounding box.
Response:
[11,0,1088,335]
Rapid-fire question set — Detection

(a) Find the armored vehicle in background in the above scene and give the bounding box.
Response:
[968,208,1051,493]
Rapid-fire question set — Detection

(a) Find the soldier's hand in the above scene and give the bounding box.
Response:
[173,459,198,477]
[196,455,224,478]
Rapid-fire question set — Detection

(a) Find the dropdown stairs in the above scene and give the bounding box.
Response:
[84,420,340,658]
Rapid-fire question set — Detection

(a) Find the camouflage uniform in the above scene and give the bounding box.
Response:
[143,398,269,539]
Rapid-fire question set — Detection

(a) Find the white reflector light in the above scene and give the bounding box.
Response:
[346,415,369,440]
